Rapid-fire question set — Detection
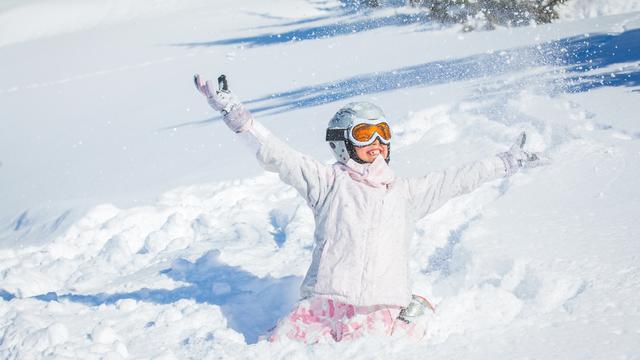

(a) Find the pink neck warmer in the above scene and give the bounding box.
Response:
[334,155,396,189]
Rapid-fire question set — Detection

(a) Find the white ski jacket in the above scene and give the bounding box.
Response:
[242,121,508,307]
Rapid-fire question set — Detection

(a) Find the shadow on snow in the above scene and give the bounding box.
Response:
[561,28,640,92]
[174,28,640,130]
[0,289,15,301]
[173,12,428,49]
[33,250,302,344]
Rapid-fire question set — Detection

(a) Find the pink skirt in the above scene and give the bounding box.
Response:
[268,297,426,343]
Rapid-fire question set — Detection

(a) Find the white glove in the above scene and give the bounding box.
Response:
[498,132,545,176]
[194,74,253,133]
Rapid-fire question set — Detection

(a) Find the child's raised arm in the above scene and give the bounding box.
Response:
[404,133,544,219]
[194,74,334,211]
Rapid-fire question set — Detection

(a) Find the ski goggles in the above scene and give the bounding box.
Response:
[326,121,392,147]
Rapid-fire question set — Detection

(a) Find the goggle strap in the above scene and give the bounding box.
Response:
[326,128,347,141]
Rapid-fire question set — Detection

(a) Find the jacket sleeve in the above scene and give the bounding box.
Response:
[405,156,507,219]
[239,121,335,211]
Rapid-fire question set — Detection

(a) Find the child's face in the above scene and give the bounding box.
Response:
[354,139,389,163]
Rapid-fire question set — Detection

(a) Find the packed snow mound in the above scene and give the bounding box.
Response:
[0,175,308,346]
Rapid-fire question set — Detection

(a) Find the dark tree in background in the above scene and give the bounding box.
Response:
[363,0,381,6]
[350,0,569,30]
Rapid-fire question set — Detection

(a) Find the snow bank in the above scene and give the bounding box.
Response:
[0,175,308,347]
[0,297,243,359]
[558,0,640,21]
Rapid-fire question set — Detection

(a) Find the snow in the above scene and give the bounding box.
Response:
[1,0,640,358]
[558,0,640,21]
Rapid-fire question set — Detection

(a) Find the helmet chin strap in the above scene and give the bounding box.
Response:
[345,141,391,164]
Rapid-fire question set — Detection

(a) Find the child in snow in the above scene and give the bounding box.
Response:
[194,74,543,343]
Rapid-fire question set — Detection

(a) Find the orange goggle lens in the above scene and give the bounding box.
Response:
[351,122,391,143]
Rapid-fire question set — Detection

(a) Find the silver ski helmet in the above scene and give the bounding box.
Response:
[325,102,391,164]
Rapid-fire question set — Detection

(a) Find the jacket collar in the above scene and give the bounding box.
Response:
[335,155,396,189]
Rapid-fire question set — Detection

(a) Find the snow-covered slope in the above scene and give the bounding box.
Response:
[1,0,639,358]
